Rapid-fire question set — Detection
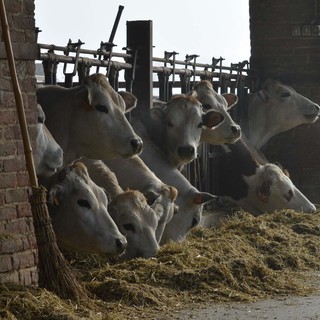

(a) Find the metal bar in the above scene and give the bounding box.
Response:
[39,53,132,69]
[38,43,132,60]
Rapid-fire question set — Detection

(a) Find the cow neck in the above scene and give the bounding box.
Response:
[216,139,260,201]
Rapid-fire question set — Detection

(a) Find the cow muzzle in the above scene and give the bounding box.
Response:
[177,145,196,159]
[130,137,143,154]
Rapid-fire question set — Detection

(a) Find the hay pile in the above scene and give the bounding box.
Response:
[1,210,320,319]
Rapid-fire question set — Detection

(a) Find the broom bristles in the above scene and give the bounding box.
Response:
[29,186,88,301]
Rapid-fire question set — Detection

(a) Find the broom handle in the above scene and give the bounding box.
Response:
[0,0,38,188]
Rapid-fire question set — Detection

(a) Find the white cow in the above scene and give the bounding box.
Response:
[36,73,143,164]
[190,80,241,145]
[45,161,127,255]
[105,155,178,244]
[201,139,316,222]
[145,94,224,168]
[108,190,162,259]
[34,104,63,177]
[127,117,216,243]
[243,79,320,149]
[82,158,166,259]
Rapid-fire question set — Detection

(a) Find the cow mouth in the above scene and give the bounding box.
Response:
[304,113,319,121]
[45,165,59,174]
[121,153,136,159]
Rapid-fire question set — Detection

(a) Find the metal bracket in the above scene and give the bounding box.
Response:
[63,39,84,87]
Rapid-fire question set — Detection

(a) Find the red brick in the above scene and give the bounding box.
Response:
[3,158,26,172]
[0,173,17,189]
[0,141,17,157]
[0,206,17,221]
[16,202,32,218]
[0,270,19,284]
[19,266,38,286]
[17,173,30,187]
[0,254,13,272]
[4,188,28,205]
[0,235,23,253]
[12,250,36,269]
[0,110,17,125]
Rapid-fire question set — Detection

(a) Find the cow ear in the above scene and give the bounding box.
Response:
[256,179,272,202]
[48,185,64,207]
[189,90,198,98]
[193,192,217,205]
[118,91,137,113]
[153,99,167,109]
[202,110,224,129]
[222,93,238,110]
[168,186,178,202]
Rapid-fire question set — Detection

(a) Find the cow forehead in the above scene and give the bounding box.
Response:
[85,74,125,112]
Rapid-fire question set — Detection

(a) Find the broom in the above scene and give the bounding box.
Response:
[0,0,87,301]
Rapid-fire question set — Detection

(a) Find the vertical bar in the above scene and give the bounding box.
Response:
[126,20,153,113]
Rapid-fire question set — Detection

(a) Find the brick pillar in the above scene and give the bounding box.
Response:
[249,0,320,203]
[0,0,39,285]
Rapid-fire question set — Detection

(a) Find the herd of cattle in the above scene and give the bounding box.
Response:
[33,73,320,259]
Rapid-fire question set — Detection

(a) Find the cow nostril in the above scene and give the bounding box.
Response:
[115,238,127,252]
[177,146,195,158]
[314,104,320,112]
[191,217,199,228]
[231,125,240,134]
[130,138,143,153]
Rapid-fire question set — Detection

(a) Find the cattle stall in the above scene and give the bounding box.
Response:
[36,20,259,194]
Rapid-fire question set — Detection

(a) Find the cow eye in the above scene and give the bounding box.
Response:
[167,120,173,128]
[285,189,293,202]
[95,104,109,113]
[77,199,91,209]
[123,223,135,232]
[191,217,199,228]
[202,104,211,110]
[38,116,45,124]
[281,92,291,98]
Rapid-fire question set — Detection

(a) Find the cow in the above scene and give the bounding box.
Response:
[144,94,224,168]
[45,161,127,255]
[242,79,320,149]
[126,117,216,243]
[81,158,166,259]
[36,73,143,164]
[190,80,241,145]
[34,104,63,178]
[201,139,316,224]
[105,155,178,244]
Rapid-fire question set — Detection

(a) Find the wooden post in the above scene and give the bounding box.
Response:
[126,20,153,113]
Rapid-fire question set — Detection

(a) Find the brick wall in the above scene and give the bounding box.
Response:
[249,0,320,204]
[0,0,38,285]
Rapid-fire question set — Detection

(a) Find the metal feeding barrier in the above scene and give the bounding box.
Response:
[36,8,259,194]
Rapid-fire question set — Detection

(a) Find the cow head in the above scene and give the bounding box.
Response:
[191,80,241,145]
[241,163,316,215]
[47,161,127,255]
[108,190,160,259]
[160,189,216,244]
[248,79,320,149]
[150,94,224,167]
[34,104,63,178]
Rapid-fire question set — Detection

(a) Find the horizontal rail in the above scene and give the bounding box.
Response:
[38,43,132,60]
[153,56,251,74]
[39,52,132,70]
